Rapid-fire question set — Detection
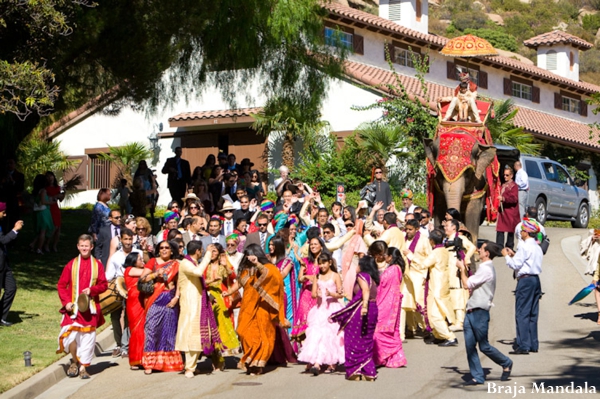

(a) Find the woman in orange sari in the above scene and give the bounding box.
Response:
[123,251,145,370]
[138,241,183,374]
[223,244,288,375]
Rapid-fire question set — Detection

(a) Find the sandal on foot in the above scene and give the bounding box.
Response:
[310,366,319,376]
[144,369,152,375]
[324,367,335,374]
[67,362,79,378]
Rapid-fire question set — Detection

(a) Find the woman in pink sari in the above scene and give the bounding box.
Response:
[372,243,407,368]
[290,237,327,343]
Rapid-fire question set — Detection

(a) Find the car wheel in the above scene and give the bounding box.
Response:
[535,197,547,225]
[571,203,589,228]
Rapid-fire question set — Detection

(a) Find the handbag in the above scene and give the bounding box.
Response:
[137,278,155,295]
[33,203,46,211]
[540,234,550,255]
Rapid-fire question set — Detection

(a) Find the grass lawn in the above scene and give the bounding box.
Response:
[0,210,100,393]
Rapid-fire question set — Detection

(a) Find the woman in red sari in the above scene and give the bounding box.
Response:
[138,241,183,374]
[123,252,145,369]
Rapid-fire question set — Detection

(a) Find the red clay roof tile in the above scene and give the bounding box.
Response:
[168,107,263,122]
[524,30,593,50]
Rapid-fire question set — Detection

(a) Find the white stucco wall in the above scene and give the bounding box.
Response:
[57,77,382,207]
[536,44,579,82]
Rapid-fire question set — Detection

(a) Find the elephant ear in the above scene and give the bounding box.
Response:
[474,144,497,180]
[423,138,437,168]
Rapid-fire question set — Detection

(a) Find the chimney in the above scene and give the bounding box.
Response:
[523,30,593,82]
[379,0,429,35]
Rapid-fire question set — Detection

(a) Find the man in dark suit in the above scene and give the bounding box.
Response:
[244,213,270,252]
[161,147,191,207]
[200,218,226,248]
[94,210,121,267]
[233,195,256,223]
[0,159,25,233]
[0,202,23,326]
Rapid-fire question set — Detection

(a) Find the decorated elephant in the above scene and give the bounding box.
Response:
[424,126,499,245]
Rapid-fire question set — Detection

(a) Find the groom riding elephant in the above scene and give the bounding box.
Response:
[424,127,498,245]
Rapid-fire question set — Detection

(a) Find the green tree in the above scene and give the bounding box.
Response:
[487,99,541,155]
[1,0,347,160]
[355,122,414,170]
[293,133,372,197]
[463,28,519,52]
[252,98,331,171]
[97,142,153,185]
[15,133,75,190]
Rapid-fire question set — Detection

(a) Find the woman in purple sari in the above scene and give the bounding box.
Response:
[139,241,184,374]
[330,256,380,381]
[372,243,407,368]
[291,237,328,342]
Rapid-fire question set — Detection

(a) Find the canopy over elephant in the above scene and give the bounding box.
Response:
[424,124,500,245]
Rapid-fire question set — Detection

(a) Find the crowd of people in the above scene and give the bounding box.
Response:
[0,153,556,385]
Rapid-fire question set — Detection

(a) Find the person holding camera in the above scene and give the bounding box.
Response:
[502,219,543,355]
[444,219,476,332]
[456,241,513,386]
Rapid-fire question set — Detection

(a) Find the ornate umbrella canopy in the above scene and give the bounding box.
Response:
[440,34,499,58]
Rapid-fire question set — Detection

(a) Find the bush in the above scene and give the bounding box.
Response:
[582,13,600,32]
[464,28,519,52]
[292,133,372,198]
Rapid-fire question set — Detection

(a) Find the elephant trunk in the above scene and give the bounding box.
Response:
[442,178,465,211]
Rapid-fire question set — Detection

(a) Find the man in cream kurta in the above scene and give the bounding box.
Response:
[444,220,477,331]
[175,241,215,378]
[364,207,405,250]
[423,229,457,346]
[400,219,432,340]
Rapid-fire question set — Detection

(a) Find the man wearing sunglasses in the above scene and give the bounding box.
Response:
[244,214,270,252]
[94,210,121,267]
[373,167,392,210]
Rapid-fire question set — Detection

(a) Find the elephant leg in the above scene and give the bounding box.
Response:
[464,197,484,248]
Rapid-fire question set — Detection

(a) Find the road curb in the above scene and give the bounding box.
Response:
[0,327,115,399]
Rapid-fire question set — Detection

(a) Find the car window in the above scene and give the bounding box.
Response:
[556,165,570,185]
[542,163,558,182]
[524,160,542,179]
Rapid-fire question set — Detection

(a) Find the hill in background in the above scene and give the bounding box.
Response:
[336,0,600,85]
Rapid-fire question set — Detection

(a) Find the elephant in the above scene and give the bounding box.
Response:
[424,129,497,245]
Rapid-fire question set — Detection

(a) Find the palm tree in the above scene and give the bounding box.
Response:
[98,142,152,184]
[252,98,330,170]
[355,121,414,169]
[16,133,75,190]
[487,99,541,155]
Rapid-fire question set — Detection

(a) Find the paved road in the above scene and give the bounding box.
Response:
[36,227,600,399]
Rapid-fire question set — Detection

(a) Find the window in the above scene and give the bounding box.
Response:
[554,91,587,116]
[394,47,418,68]
[386,42,423,70]
[542,163,557,182]
[89,155,112,189]
[524,160,542,179]
[389,0,401,20]
[324,27,353,50]
[562,96,580,113]
[504,76,539,103]
[546,50,557,71]
[512,81,532,100]
[556,166,570,185]
[543,163,570,184]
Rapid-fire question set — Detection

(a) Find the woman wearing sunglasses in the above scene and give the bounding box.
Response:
[138,241,183,374]
[496,166,520,250]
